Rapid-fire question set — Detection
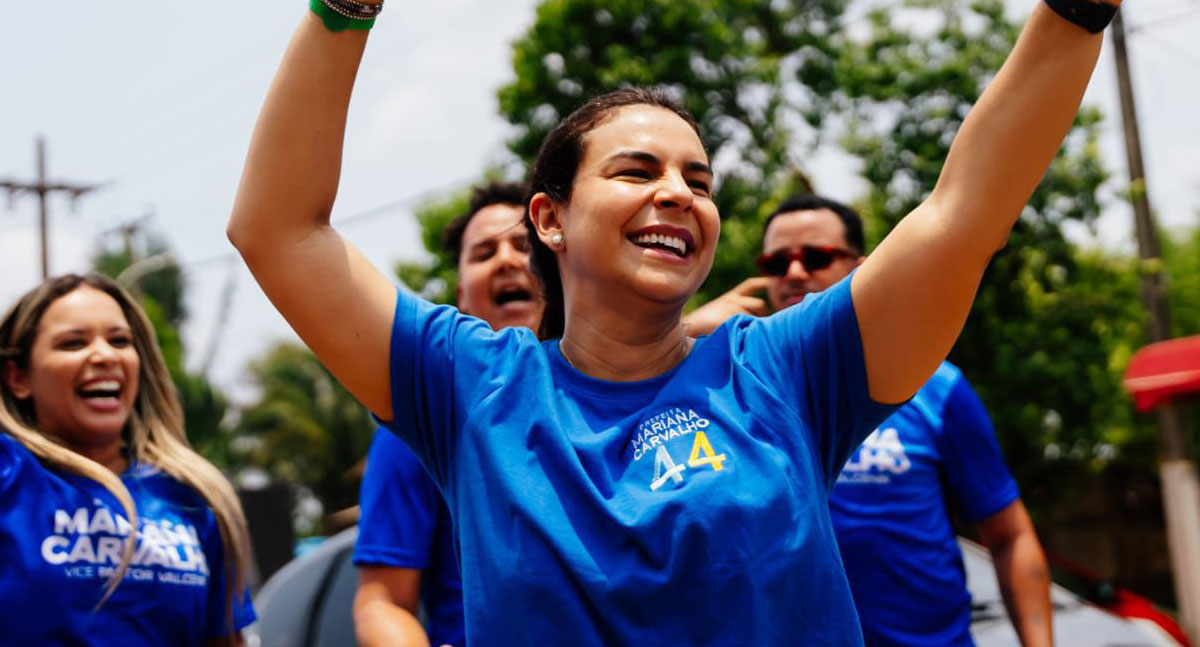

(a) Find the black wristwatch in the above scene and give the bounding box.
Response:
[1043,0,1119,33]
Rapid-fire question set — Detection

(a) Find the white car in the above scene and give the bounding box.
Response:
[961,539,1183,647]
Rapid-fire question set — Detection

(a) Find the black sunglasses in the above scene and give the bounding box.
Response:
[756,245,856,277]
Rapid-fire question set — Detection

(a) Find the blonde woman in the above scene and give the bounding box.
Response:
[0,274,254,647]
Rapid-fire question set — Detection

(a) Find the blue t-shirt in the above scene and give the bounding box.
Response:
[0,433,256,647]
[354,428,465,647]
[829,362,1019,647]
[380,275,896,646]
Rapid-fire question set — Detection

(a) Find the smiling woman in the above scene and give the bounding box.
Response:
[228,1,1117,644]
[0,274,255,647]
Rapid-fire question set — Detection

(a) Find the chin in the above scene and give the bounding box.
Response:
[72,412,133,441]
[634,272,703,302]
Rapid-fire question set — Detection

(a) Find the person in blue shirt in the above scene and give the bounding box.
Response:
[0,273,255,647]
[353,182,543,647]
[690,195,1053,646]
[229,1,1115,643]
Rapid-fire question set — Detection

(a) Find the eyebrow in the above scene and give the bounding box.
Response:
[49,326,131,338]
[466,221,528,250]
[607,151,713,176]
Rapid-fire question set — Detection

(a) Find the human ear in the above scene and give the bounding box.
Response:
[3,360,32,400]
[528,192,564,248]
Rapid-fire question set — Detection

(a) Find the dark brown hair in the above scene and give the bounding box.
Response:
[764,194,866,255]
[441,181,530,264]
[524,87,703,339]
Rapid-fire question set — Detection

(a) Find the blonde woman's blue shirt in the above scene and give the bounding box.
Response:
[0,434,255,647]
[380,275,895,646]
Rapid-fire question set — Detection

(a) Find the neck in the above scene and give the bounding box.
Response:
[559,291,692,382]
[64,437,128,475]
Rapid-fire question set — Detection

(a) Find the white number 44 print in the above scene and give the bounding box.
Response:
[650,431,728,491]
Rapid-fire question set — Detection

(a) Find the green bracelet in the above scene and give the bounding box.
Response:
[309,0,376,32]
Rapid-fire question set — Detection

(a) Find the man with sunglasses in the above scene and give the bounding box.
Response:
[687,194,1053,647]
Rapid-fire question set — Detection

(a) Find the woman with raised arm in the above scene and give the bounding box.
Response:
[0,274,255,647]
[229,1,1119,643]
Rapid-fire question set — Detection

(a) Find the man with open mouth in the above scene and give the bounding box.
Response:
[352,182,543,647]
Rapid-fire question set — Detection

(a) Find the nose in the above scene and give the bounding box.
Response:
[784,258,810,282]
[87,339,120,365]
[495,240,527,273]
[654,171,693,211]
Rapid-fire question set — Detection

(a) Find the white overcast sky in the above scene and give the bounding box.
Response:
[2,0,1198,401]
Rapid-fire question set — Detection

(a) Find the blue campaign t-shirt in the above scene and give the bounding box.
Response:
[829,362,1019,647]
[354,428,465,647]
[380,275,897,646]
[0,433,255,647]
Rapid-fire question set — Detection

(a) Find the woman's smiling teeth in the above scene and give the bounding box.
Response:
[78,380,122,401]
[631,233,689,258]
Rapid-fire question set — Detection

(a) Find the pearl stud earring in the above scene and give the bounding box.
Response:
[550,233,564,247]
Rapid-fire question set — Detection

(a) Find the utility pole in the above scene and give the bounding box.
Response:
[0,136,101,279]
[1111,8,1200,641]
[101,211,155,262]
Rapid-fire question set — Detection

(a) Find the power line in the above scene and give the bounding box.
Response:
[62,40,281,163]
[174,176,475,272]
[1,137,104,279]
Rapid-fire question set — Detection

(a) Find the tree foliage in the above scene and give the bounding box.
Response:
[1164,223,1200,340]
[803,0,1146,498]
[498,0,846,303]
[234,343,376,526]
[393,184,484,305]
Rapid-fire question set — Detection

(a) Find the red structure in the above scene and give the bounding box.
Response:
[1124,335,1200,413]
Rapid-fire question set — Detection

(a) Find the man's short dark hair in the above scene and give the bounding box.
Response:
[442,181,529,263]
[762,194,865,255]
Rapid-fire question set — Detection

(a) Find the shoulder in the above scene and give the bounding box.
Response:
[912,361,964,405]
[740,274,858,344]
[0,432,29,471]
[400,291,536,351]
[397,294,543,374]
[0,433,48,492]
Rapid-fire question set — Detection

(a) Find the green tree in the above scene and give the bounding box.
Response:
[498,0,846,303]
[234,343,376,528]
[394,188,469,305]
[1164,223,1200,339]
[91,234,237,469]
[797,0,1154,504]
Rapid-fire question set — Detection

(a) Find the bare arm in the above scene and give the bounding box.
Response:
[228,10,397,419]
[851,1,1115,403]
[978,500,1053,647]
[354,567,431,647]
